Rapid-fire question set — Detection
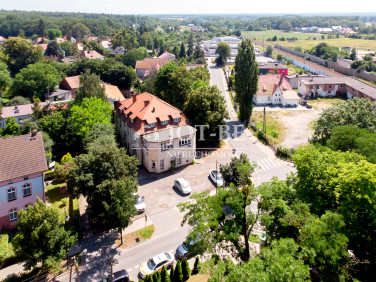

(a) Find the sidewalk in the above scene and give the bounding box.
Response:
[122,214,153,235]
[0,263,24,281]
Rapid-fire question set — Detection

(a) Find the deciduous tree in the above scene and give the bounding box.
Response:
[69,97,112,138]
[12,199,75,270]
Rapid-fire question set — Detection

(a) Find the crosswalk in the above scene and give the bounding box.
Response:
[253,157,282,174]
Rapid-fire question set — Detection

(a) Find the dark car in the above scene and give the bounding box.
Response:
[103,269,129,282]
[176,238,198,259]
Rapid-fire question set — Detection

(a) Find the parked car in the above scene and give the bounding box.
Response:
[306,103,312,109]
[139,252,175,279]
[174,178,192,195]
[133,193,146,213]
[209,170,224,187]
[103,269,129,282]
[176,237,199,259]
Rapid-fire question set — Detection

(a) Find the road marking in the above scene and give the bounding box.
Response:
[254,158,282,173]
[128,269,132,272]
[135,265,139,268]
[170,249,174,253]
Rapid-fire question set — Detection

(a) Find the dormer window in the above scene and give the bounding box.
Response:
[161,120,168,126]
[8,180,13,184]
[149,123,156,128]
[173,117,181,123]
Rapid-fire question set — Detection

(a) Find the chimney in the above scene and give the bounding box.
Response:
[152,107,155,112]
[132,95,137,103]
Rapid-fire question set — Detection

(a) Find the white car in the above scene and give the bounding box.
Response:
[174,178,192,195]
[133,193,146,213]
[209,170,224,187]
[139,252,175,279]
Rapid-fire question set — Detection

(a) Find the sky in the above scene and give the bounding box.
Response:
[1,0,375,15]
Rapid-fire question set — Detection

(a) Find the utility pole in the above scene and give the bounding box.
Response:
[216,160,218,195]
[263,106,266,134]
[111,258,113,282]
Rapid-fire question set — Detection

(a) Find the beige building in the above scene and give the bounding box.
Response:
[298,77,376,101]
[114,92,196,173]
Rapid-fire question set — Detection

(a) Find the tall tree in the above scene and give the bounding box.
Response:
[4,37,43,75]
[179,42,186,59]
[215,42,231,67]
[45,41,64,58]
[187,33,194,57]
[47,28,62,40]
[12,199,75,270]
[68,144,139,230]
[0,62,12,94]
[10,61,62,99]
[154,61,178,97]
[75,70,106,103]
[235,39,258,124]
[69,97,112,138]
[37,19,46,37]
[183,85,229,146]
[178,161,259,262]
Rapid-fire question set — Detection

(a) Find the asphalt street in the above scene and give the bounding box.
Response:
[207,59,296,184]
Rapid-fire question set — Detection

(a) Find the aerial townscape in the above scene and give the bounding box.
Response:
[1,2,376,282]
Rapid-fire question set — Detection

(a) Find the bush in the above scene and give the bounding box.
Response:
[192,257,201,275]
[276,146,293,160]
[174,261,183,282]
[257,130,268,144]
[182,258,190,281]
[44,170,55,181]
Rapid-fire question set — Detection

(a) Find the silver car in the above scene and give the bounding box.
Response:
[174,178,192,195]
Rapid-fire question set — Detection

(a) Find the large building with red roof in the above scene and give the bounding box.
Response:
[254,74,299,107]
[114,92,196,173]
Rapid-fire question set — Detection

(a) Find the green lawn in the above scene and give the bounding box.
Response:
[251,111,285,144]
[45,182,79,223]
[243,30,376,51]
[276,38,376,51]
[243,30,317,41]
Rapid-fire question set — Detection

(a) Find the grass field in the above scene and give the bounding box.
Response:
[243,30,376,51]
[243,30,317,41]
[250,111,285,144]
[45,182,79,223]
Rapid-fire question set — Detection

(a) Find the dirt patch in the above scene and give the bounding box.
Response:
[115,225,155,249]
[278,110,320,148]
[188,274,211,282]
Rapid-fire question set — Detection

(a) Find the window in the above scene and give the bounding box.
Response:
[161,120,168,126]
[179,137,191,146]
[23,184,31,197]
[8,180,13,184]
[310,86,313,89]
[177,155,182,164]
[9,209,17,221]
[149,123,156,128]
[173,117,181,123]
[161,142,173,151]
[7,188,16,201]
[152,160,156,168]
[160,159,164,170]
[131,119,134,123]
[24,176,28,180]
[24,204,31,210]
[329,85,332,88]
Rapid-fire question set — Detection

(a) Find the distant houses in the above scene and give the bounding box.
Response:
[78,50,104,60]
[110,46,126,56]
[0,132,48,230]
[258,62,288,75]
[135,57,170,80]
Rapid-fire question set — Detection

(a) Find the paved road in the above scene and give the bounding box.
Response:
[56,206,189,282]
[207,59,295,184]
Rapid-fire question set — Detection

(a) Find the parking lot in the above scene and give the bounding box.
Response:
[136,145,233,216]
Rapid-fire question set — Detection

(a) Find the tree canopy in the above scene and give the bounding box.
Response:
[12,199,75,270]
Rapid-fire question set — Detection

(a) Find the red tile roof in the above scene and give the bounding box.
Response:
[0,132,48,182]
[60,75,80,90]
[78,50,104,59]
[115,92,189,135]
[257,74,292,96]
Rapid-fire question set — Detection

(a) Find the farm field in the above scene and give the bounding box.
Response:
[243,30,317,40]
[243,30,376,51]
